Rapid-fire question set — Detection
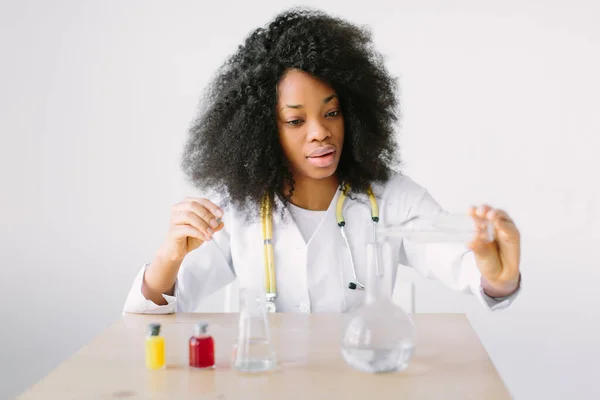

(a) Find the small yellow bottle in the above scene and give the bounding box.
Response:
[145,323,165,370]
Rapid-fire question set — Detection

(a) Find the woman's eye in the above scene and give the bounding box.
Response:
[326,110,340,117]
[287,119,302,126]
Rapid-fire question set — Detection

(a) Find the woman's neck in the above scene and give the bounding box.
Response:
[284,175,339,211]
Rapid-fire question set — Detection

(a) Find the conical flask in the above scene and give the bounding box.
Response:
[233,287,277,373]
[341,240,416,373]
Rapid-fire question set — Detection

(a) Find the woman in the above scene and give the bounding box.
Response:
[123,8,521,314]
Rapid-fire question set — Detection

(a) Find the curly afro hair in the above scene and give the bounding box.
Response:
[182,7,401,218]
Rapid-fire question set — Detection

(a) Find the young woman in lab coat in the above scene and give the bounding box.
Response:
[123,9,521,314]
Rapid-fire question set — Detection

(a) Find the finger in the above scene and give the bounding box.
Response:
[468,206,492,242]
[175,200,221,229]
[185,197,224,219]
[483,208,519,240]
[488,208,514,224]
[190,200,223,229]
[467,234,497,254]
[171,210,214,240]
[494,218,521,243]
[469,205,490,226]
[475,204,493,218]
[170,224,205,243]
[212,220,225,233]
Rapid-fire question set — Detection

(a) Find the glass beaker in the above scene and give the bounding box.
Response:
[377,212,494,244]
[341,240,416,373]
[232,287,277,373]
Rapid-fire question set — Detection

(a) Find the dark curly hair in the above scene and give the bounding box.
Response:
[182,7,400,218]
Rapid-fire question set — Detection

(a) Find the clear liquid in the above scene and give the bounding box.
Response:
[341,342,415,373]
[233,339,276,373]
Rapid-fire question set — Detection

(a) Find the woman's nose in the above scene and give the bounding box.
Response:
[306,120,331,142]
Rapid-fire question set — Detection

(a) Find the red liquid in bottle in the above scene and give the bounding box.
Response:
[189,323,215,369]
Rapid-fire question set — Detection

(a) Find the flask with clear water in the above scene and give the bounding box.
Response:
[232,287,277,373]
[341,240,416,373]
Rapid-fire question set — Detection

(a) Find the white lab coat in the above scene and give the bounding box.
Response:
[122,174,519,314]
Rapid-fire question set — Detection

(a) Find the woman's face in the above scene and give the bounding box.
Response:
[276,69,344,181]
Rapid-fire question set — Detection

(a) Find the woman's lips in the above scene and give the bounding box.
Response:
[307,145,336,157]
[306,145,336,167]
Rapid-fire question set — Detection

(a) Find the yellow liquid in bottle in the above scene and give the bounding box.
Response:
[146,336,165,370]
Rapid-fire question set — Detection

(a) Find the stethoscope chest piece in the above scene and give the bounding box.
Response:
[348,281,365,291]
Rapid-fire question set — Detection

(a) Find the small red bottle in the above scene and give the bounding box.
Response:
[189,322,215,369]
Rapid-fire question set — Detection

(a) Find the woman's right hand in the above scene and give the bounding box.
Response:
[142,197,224,304]
[157,197,224,263]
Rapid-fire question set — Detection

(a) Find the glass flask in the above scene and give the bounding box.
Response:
[232,287,277,373]
[341,240,416,373]
[377,212,494,244]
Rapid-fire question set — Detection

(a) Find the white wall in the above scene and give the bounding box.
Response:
[1,0,598,398]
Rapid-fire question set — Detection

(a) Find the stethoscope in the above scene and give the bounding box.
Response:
[260,184,379,312]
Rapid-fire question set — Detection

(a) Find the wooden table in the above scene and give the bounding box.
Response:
[18,313,511,399]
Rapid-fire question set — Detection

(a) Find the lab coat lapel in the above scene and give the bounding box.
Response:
[271,194,304,244]
[305,188,351,311]
[304,188,342,247]
[269,194,309,311]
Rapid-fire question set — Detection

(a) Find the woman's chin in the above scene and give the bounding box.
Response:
[304,164,339,180]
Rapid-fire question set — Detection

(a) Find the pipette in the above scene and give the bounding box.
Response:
[376,213,495,244]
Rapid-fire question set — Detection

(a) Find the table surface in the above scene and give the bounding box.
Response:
[18,313,511,399]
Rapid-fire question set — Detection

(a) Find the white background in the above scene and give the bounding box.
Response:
[1,0,599,398]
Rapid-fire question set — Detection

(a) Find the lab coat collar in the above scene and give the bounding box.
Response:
[271,187,344,246]
[270,184,380,224]
[271,186,344,226]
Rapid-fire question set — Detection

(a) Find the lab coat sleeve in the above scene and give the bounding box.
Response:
[394,179,520,311]
[122,226,236,314]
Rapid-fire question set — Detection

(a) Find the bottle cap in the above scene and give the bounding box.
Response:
[148,323,161,336]
[194,322,209,336]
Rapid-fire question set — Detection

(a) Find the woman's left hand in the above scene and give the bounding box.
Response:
[468,205,521,297]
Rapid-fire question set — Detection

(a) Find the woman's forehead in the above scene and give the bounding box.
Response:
[277,69,337,104]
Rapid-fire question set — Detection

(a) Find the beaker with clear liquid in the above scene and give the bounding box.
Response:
[341,240,416,373]
[232,287,277,373]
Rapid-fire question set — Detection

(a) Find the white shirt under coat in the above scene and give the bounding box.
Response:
[122,174,520,314]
